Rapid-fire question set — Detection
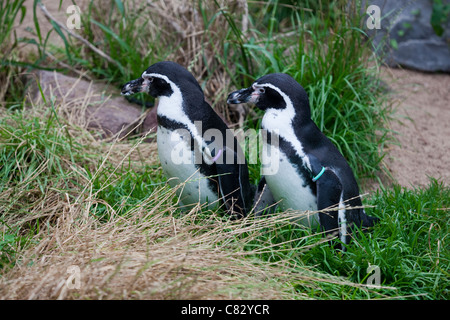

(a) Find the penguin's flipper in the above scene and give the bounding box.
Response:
[316,170,343,236]
[253,177,277,217]
[308,156,342,237]
[212,145,252,219]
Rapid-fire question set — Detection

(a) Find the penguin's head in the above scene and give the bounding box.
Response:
[121,61,203,99]
[227,73,310,117]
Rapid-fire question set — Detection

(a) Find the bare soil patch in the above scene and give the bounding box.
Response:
[380,67,450,188]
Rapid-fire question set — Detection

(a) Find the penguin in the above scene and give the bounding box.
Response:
[227,73,378,246]
[121,61,253,218]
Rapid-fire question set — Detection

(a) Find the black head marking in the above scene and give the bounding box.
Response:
[254,73,310,114]
[142,61,203,98]
[121,61,204,99]
[228,73,311,118]
[144,74,173,97]
[251,84,286,111]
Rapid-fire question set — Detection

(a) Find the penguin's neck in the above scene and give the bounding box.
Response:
[261,108,311,169]
[157,91,203,142]
[156,91,216,162]
[156,90,185,122]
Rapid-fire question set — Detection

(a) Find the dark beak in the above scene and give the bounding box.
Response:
[227,87,253,104]
[121,78,145,96]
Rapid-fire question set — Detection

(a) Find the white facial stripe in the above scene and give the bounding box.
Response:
[142,72,165,80]
[257,82,311,170]
[254,83,282,96]
[146,72,213,159]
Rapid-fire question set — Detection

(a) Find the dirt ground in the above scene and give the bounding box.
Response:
[380,67,450,189]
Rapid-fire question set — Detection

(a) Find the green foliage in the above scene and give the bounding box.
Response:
[0,107,79,194]
[431,0,450,37]
[0,0,26,47]
[239,179,449,299]
[0,0,27,107]
[0,105,82,269]
[84,160,166,221]
[0,233,18,269]
[306,179,449,299]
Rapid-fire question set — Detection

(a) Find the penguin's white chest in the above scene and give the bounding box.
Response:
[157,126,218,209]
[262,141,319,228]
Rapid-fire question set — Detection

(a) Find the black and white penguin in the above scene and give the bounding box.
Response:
[227,73,378,245]
[121,61,253,218]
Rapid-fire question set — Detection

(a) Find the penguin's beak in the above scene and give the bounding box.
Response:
[121,77,146,96]
[227,87,254,104]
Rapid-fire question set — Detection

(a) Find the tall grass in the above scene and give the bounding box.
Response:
[29,0,391,181]
[0,0,27,108]
[273,179,449,299]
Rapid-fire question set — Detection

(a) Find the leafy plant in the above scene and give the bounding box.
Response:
[241,179,449,299]
[0,0,27,107]
[431,0,450,37]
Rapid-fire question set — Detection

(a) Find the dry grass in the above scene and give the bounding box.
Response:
[0,180,369,300]
[0,197,283,299]
[0,93,366,299]
[0,172,318,300]
[0,91,292,299]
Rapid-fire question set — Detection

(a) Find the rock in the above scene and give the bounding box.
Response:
[141,100,158,142]
[393,39,450,72]
[361,0,450,73]
[27,70,151,139]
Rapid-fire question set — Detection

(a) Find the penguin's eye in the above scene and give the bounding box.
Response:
[256,87,265,94]
[143,75,153,83]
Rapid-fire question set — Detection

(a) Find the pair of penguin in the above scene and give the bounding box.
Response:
[121,61,378,247]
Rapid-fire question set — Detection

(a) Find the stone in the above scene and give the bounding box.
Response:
[27,70,146,139]
[141,100,158,142]
[393,39,450,72]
